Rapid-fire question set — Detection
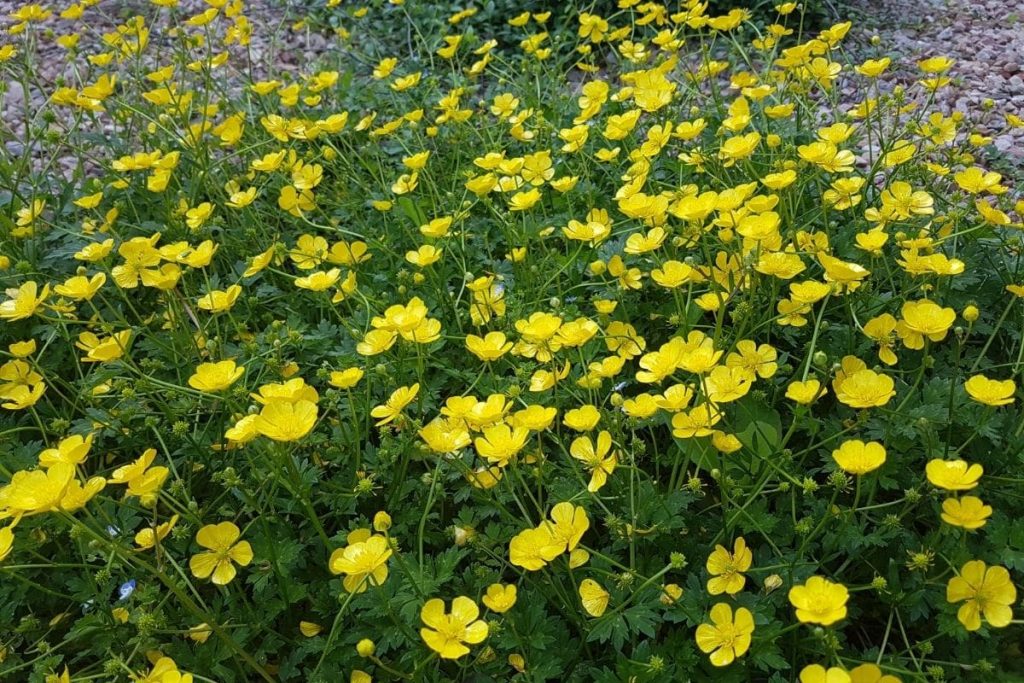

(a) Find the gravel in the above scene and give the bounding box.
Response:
[845,0,1024,163]
[2,0,1021,180]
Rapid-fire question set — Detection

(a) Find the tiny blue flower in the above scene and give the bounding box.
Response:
[118,579,137,601]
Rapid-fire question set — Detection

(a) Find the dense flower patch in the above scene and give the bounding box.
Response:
[2,0,1024,681]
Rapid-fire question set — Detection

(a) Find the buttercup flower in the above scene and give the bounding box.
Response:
[800,665,851,683]
[926,459,982,491]
[189,522,253,585]
[941,496,992,530]
[482,583,517,613]
[188,360,245,392]
[946,560,1016,631]
[706,536,752,595]
[420,596,489,659]
[833,357,895,408]
[329,529,392,593]
[789,576,849,625]
[832,440,886,475]
[964,375,1015,406]
[695,603,754,666]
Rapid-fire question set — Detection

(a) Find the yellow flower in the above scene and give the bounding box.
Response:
[419,418,471,454]
[848,663,901,683]
[254,399,318,441]
[546,501,589,551]
[800,664,851,683]
[329,529,392,592]
[941,496,992,530]
[76,330,131,363]
[474,423,529,466]
[563,404,600,431]
[832,357,895,408]
[420,596,489,659]
[896,299,955,349]
[0,281,50,321]
[0,526,14,562]
[295,268,341,292]
[405,245,443,268]
[695,603,754,666]
[189,522,253,585]
[831,440,886,475]
[466,332,513,362]
[786,379,826,405]
[926,459,982,491]
[509,526,561,571]
[135,514,180,549]
[197,284,242,313]
[329,367,364,389]
[189,623,213,643]
[53,273,106,301]
[482,583,517,613]
[0,463,72,520]
[188,360,244,392]
[946,560,1016,631]
[964,375,1015,406]
[299,621,322,637]
[706,537,752,595]
[579,578,609,617]
[789,576,849,625]
[569,430,618,492]
[371,383,419,426]
[9,339,36,357]
[38,433,93,468]
[718,132,760,166]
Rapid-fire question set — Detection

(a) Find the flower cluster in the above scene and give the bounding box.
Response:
[1,0,1023,680]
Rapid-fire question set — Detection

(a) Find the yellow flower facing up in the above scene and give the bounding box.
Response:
[833,357,895,409]
[569,430,618,492]
[786,379,826,405]
[946,559,1016,631]
[706,537,752,595]
[926,459,982,491]
[189,522,253,585]
[253,399,318,441]
[789,576,849,626]
[474,423,529,466]
[832,440,886,475]
[964,375,1016,407]
[896,299,956,349]
[695,602,754,667]
[508,524,563,570]
[328,529,392,593]
[420,596,489,659]
[941,496,992,530]
[188,360,245,392]
[482,583,517,613]
[465,331,513,362]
